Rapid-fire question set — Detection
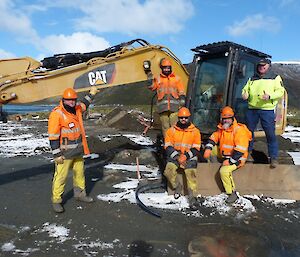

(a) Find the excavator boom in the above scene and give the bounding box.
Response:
[0,39,189,105]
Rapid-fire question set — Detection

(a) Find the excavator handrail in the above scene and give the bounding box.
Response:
[155,45,189,74]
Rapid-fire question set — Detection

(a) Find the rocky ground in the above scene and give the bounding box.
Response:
[0,109,300,257]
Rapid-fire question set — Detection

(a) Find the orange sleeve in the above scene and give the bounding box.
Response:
[48,111,61,140]
[164,127,174,149]
[192,129,201,151]
[175,76,185,96]
[209,130,220,144]
[149,77,159,91]
[234,127,250,154]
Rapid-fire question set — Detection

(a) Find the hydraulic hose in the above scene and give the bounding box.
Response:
[135,182,165,218]
[149,92,157,126]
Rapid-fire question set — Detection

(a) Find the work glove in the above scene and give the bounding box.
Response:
[222,159,230,166]
[178,154,187,167]
[89,86,99,96]
[203,149,212,159]
[54,156,65,164]
[179,95,186,107]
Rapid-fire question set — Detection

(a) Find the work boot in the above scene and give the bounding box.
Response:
[174,184,182,199]
[189,196,198,211]
[74,188,94,203]
[270,159,278,169]
[52,203,64,213]
[188,189,198,211]
[226,191,238,204]
[247,153,254,163]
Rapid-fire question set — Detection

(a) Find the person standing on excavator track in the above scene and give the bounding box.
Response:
[242,58,284,169]
[48,86,99,213]
[164,107,201,210]
[203,106,252,204]
[148,58,186,136]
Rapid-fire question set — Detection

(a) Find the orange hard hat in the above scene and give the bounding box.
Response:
[160,58,172,67]
[178,107,191,117]
[221,106,234,119]
[63,88,77,99]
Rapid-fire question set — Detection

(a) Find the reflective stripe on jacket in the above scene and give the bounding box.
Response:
[48,101,90,158]
[164,123,201,157]
[242,74,284,110]
[150,72,185,113]
[209,119,252,166]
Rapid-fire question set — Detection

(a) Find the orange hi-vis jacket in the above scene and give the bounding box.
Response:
[149,72,185,113]
[164,123,201,161]
[208,119,252,166]
[48,101,90,159]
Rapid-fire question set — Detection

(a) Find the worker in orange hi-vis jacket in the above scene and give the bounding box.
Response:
[164,107,201,210]
[148,58,186,136]
[48,86,98,213]
[203,106,252,204]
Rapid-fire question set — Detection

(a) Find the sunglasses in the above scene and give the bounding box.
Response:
[179,116,189,119]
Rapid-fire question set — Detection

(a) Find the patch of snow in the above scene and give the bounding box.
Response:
[97,177,257,217]
[122,134,154,145]
[287,152,300,165]
[273,61,300,65]
[282,126,300,164]
[1,242,15,251]
[0,121,50,157]
[14,247,40,256]
[113,178,139,189]
[73,240,114,250]
[84,153,100,159]
[104,163,159,175]
[98,134,153,145]
[38,223,70,243]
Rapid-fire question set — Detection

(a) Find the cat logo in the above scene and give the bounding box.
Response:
[74,63,115,89]
[88,70,107,85]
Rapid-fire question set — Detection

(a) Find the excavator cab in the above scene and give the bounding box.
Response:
[186,41,287,137]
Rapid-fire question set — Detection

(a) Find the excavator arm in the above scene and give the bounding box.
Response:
[0,39,189,105]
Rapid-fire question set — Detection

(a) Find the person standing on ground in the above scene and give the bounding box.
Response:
[148,58,186,136]
[203,106,252,204]
[242,58,284,168]
[48,86,98,213]
[164,107,201,210]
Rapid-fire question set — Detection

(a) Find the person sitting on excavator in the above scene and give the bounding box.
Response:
[48,86,98,213]
[148,58,186,136]
[203,106,252,204]
[164,107,201,210]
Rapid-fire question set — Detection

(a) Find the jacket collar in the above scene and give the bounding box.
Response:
[174,122,196,132]
[160,72,176,78]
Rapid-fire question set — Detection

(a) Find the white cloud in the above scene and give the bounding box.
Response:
[226,14,281,37]
[0,0,39,42]
[0,49,16,59]
[0,0,194,57]
[42,0,194,35]
[0,1,110,57]
[40,32,110,54]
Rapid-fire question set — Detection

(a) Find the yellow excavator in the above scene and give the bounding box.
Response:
[0,39,299,200]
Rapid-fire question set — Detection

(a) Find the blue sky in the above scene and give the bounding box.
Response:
[0,0,299,63]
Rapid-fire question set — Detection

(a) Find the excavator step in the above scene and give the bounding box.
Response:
[168,163,300,200]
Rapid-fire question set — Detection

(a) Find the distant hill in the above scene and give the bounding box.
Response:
[271,62,300,110]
